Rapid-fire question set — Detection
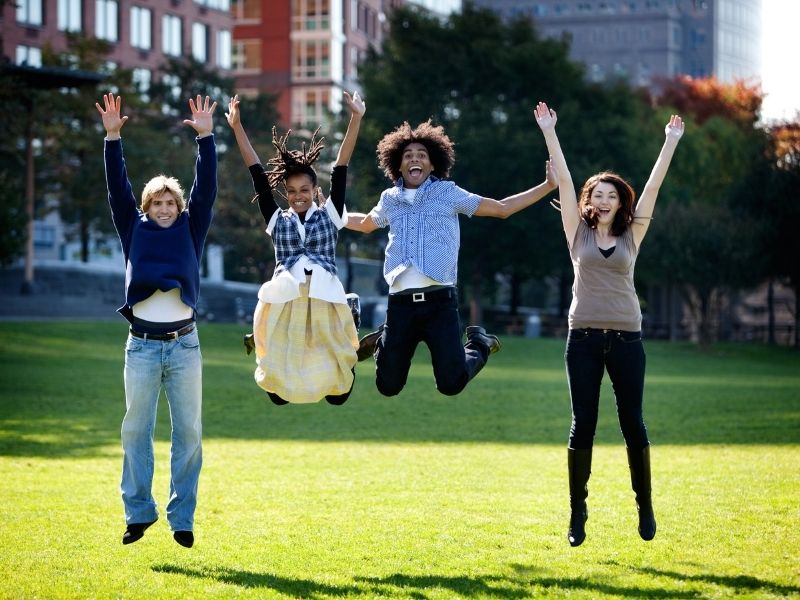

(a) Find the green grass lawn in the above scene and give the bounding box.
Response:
[0,321,798,599]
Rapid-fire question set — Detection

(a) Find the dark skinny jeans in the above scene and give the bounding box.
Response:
[565,328,649,451]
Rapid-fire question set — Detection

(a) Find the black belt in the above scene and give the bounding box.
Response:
[388,287,455,305]
[129,323,196,341]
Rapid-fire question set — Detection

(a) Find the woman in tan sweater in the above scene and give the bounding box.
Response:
[534,101,684,547]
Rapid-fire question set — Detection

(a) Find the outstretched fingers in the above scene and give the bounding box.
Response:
[666,114,685,138]
[534,101,557,129]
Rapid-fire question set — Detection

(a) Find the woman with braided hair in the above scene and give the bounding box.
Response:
[226,91,365,405]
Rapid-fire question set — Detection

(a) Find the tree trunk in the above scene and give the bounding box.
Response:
[80,211,90,263]
[559,269,570,318]
[667,281,677,342]
[767,278,776,345]
[469,269,483,325]
[698,289,713,348]
[794,279,800,349]
[509,270,521,316]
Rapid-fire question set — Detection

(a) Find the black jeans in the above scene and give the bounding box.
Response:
[565,328,649,450]
[375,291,489,396]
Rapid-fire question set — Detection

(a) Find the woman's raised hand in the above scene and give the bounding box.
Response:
[225,94,241,128]
[534,101,557,132]
[665,114,685,141]
[343,91,366,118]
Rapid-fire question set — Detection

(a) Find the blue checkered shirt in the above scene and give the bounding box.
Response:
[272,207,338,276]
[369,176,481,285]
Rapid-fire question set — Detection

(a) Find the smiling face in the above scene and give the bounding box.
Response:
[146,191,180,228]
[399,142,434,189]
[588,181,621,227]
[284,173,316,215]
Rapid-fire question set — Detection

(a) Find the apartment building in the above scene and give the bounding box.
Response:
[3,0,234,92]
[472,0,761,89]
[230,0,460,129]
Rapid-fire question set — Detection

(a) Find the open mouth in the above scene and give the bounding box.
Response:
[409,166,423,177]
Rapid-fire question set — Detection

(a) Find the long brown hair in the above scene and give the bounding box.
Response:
[578,171,636,237]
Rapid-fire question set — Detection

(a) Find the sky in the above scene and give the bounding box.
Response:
[760,1,799,122]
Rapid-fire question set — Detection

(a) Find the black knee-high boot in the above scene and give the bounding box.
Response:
[627,445,656,541]
[567,447,592,547]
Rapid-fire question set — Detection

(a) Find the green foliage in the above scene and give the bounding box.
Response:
[0,75,28,265]
[353,5,666,311]
[0,322,799,598]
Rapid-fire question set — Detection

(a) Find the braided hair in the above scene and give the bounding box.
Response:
[265,126,325,195]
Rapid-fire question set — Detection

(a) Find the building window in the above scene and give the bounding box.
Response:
[292,40,330,80]
[161,73,182,102]
[292,0,331,32]
[132,68,151,98]
[233,39,261,72]
[96,0,118,42]
[162,15,182,57]
[17,0,43,26]
[349,46,359,79]
[192,22,209,62]
[58,0,82,32]
[232,0,261,21]
[589,63,604,82]
[16,45,42,67]
[34,223,56,249]
[131,7,152,50]
[196,0,230,10]
[293,87,331,128]
[216,30,232,69]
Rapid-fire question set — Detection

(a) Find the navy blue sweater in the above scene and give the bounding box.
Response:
[104,135,217,323]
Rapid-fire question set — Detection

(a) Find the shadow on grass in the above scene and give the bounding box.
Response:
[151,563,710,598]
[636,566,800,598]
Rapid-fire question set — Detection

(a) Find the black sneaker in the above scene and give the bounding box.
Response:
[357,324,384,361]
[244,333,255,355]
[346,293,361,329]
[465,325,501,355]
[122,518,157,545]
[173,530,194,548]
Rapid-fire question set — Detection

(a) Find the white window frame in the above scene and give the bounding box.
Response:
[95,0,118,42]
[16,45,43,67]
[192,22,209,62]
[163,14,183,57]
[131,7,152,50]
[58,0,82,32]
[17,0,43,26]
[216,30,232,69]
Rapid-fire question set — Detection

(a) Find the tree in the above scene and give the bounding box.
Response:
[213,92,282,282]
[759,122,800,346]
[353,4,593,320]
[0,73,29,265]
[643,76,768,345]
[38,34,142,262]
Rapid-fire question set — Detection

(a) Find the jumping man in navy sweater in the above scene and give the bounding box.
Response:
[96,93,217,549]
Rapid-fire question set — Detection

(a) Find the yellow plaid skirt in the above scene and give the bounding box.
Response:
[252,282,359,403]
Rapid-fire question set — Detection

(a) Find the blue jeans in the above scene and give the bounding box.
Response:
[121,329,203,531]
[374,291,489,396]
[565,328,649,451]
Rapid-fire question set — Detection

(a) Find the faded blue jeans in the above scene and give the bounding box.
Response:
[565,328,649,451]
[121,329,203,532]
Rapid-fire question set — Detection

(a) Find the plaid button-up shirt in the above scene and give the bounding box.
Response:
[272,205,338,276]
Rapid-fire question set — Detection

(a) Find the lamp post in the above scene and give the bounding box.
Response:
[1,64,105,294]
